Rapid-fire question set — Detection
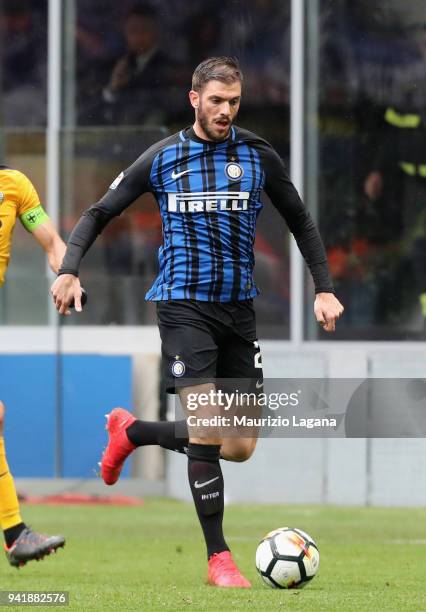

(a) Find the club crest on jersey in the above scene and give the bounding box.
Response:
[168,191,249,213]
[172,360,185,377]
[225,162,244,181]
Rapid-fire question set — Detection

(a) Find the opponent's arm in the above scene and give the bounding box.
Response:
[31,219,66,275]
[258,143,344,331]
[31,219,76,314]
[19,204,66,274]
[15,172,74,314]
[19,204,70,310]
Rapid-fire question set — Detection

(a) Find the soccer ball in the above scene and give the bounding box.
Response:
[255,527,319,588]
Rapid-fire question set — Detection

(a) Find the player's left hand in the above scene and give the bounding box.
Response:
[314,292,344,333]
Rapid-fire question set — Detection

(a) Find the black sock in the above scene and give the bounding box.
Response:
[187,443,229,559]
[126,419,188,454]
[4,522,26,548]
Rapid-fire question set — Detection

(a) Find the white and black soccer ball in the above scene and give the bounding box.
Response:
[255,527,319,588]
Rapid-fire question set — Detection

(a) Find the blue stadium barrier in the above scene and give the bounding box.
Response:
[0,354,132,478]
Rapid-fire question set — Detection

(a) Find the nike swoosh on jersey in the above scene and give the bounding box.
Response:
[171,169,192,180]
[194,476,220,489]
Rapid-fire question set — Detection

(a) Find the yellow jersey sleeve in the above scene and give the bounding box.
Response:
[15,171,41,215]
[13,171,50,232]
[0,168,47,286]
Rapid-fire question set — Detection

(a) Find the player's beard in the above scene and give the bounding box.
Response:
[197,103,234,142]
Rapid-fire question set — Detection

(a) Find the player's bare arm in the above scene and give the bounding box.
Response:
[31,219,81,316]
[31,219,66,275]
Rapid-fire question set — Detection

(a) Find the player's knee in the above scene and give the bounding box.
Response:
[226,439,257,462]
[231,447,254,462]
[189,437,223,446]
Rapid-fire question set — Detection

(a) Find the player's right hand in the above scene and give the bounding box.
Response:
[51,274,83,315]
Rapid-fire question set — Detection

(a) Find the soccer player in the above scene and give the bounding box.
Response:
[0,166,66,567]
[51,57,343,587]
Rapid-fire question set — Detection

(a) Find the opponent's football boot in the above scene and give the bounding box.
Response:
[5,528,65,568]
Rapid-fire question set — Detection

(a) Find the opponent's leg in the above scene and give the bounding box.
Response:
[0,402,24,544]
[0,401,65,567]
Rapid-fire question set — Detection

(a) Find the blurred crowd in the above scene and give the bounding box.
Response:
[75,0,291,136]
[317,2,426,338]
[0,0,424,338]
[0,0,290,138]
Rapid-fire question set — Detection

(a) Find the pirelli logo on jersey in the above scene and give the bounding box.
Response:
[168,191,249,213]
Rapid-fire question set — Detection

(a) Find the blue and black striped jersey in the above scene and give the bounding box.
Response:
[147,126,264,301]
[60,125,334,300]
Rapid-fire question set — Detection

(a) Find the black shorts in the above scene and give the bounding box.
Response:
[157,299,263,394]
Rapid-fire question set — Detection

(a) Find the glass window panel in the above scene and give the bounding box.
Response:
[305,0,426,340]
[59,126,168,326]
[0,130,48,324]
[0,1,47,128]
[0,1,48,323]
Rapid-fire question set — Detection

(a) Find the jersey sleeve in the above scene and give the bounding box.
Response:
[257,141,334,294]
[14,171,51,232]
[16,172,41,214]
[59,146,156,276]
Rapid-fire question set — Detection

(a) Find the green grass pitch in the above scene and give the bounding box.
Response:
[2,500,426,611]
